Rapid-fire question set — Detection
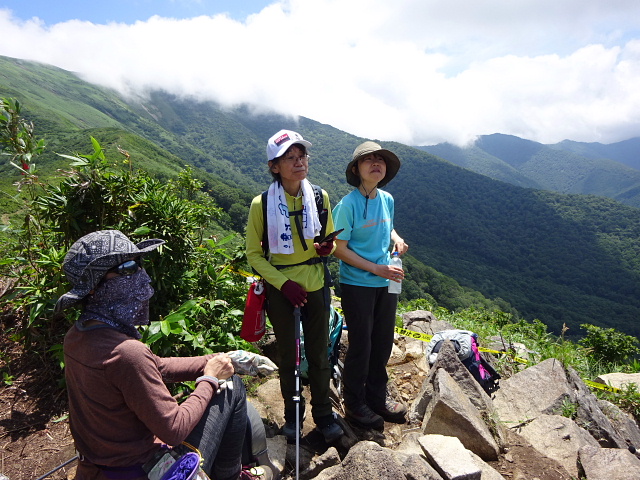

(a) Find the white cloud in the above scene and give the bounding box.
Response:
[1,0,640,146]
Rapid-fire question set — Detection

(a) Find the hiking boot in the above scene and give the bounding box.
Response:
[344,404,384,430]
[239,465,273,480]
[281,421,301,443]
[370,397,407,423]
[315,413,344,443]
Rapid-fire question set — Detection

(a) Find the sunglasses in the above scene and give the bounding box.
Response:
[110,258,143,276]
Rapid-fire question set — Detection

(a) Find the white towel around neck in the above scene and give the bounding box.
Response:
[266,179,321,255]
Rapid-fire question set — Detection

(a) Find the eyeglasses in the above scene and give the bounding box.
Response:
[110,258,142,276]
[282,154,309,164]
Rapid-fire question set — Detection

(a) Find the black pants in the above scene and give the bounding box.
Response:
[183,375,247,480]
[340,283,398,410]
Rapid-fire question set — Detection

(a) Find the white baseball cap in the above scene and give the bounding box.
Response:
[266,129,312,161]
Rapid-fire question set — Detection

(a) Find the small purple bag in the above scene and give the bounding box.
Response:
[160,452,201,480]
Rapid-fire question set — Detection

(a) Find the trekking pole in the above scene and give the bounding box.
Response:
[34,455,78,480]
[293,305,302,480]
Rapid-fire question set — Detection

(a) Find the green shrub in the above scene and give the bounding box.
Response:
[579,323,640,366]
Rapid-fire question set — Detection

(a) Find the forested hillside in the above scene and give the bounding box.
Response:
[2,55,640,339]
[418,134,640,208]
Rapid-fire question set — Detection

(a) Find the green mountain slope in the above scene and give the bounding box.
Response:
[553,138,640,171]
[418,133,640,207]
[3,55,640,339]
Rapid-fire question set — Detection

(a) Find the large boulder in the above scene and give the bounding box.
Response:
[566,367,628,448]
[598,399,640,451]
[401,310,454,335]
[313,441,408,480]
[421,368,501,460]
[578,444,640,480]
[595,373,640,390]
[418,435,482,480]
[410,339,498,425]
[517,414,600,478]
[493,358,573,425]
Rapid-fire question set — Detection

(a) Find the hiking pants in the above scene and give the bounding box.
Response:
[183,374,247,480]
[340,283,398,410]
[266,284,332,423]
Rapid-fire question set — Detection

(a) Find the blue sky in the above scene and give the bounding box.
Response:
[0,0,274,24]
[1,0,640,146]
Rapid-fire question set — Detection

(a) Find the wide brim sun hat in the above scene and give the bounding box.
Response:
[266,129,312,161]
[346,141,401,188]
[55,229,164,312]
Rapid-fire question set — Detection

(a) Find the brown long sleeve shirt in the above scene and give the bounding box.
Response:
[64,324,216,478]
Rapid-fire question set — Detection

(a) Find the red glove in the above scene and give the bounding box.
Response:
[315,239,334,257]
[281,280,307,306]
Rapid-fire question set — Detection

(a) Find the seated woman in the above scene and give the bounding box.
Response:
[56,229,271,480]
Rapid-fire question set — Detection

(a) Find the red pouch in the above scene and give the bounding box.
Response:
[240,280,266,342]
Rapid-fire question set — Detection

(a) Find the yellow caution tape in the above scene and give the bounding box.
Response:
[229,266,259,279]
[394,326,432,342]
[583,379,623,394]
[394,327,528,365]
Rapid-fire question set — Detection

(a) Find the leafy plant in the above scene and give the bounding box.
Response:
[579,323,640,367]
[1,99,248,361]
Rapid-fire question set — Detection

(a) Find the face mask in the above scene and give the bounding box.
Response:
[79,268,155,338]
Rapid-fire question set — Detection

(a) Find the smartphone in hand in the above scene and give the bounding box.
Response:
[318,228,344,244]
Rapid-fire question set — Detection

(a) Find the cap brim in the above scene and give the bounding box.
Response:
[271,139,312,161]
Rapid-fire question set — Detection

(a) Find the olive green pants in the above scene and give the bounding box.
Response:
[266,285,332,423]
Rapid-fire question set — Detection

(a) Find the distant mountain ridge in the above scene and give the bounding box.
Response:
[3,55,640,339]
[417,133,640,207]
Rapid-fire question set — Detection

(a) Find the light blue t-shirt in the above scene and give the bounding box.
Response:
[332,189,394,287]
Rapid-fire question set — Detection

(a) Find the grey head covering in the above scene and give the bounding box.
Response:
[55,229,164,312]
[346,141,401,188]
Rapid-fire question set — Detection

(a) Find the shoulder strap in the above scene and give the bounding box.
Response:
[261,191,269,258]
[261,185,327,258]
[312,184,328,242]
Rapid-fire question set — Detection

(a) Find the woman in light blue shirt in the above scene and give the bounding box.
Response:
[332,141,409,430]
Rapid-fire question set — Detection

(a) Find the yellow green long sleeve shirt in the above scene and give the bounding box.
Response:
[245,187,334,292]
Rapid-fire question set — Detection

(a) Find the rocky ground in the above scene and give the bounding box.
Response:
[0,328,572,480]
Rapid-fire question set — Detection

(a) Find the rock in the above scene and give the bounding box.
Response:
[388,343,406,366]
[410,339,502,445]
[485,336,535,362]
[314,441,408,480]
[566,367,628,448]
[467,451,506,480]
[517,414,600,478]
[598,399,640,451]
[403,338,426,361]
[265,435,287,477]
[402,310,454,335]
[578,444,640,480]
[300,446,341,480]
[493,358,573,425]
[595,373,640,390]
[418,434,482,480]
[285,440,316,476]
[396,431,426,457]
[393,450,444,480]
[421,368,501,460]
[256,378,315,435]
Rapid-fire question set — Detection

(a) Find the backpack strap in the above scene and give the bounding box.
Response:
[261,184,328,258]
[261,184,332,309]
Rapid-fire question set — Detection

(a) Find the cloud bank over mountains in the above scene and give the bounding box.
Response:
[1,0,640,146]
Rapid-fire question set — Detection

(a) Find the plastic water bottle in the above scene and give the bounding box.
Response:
[388,251,402,294]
